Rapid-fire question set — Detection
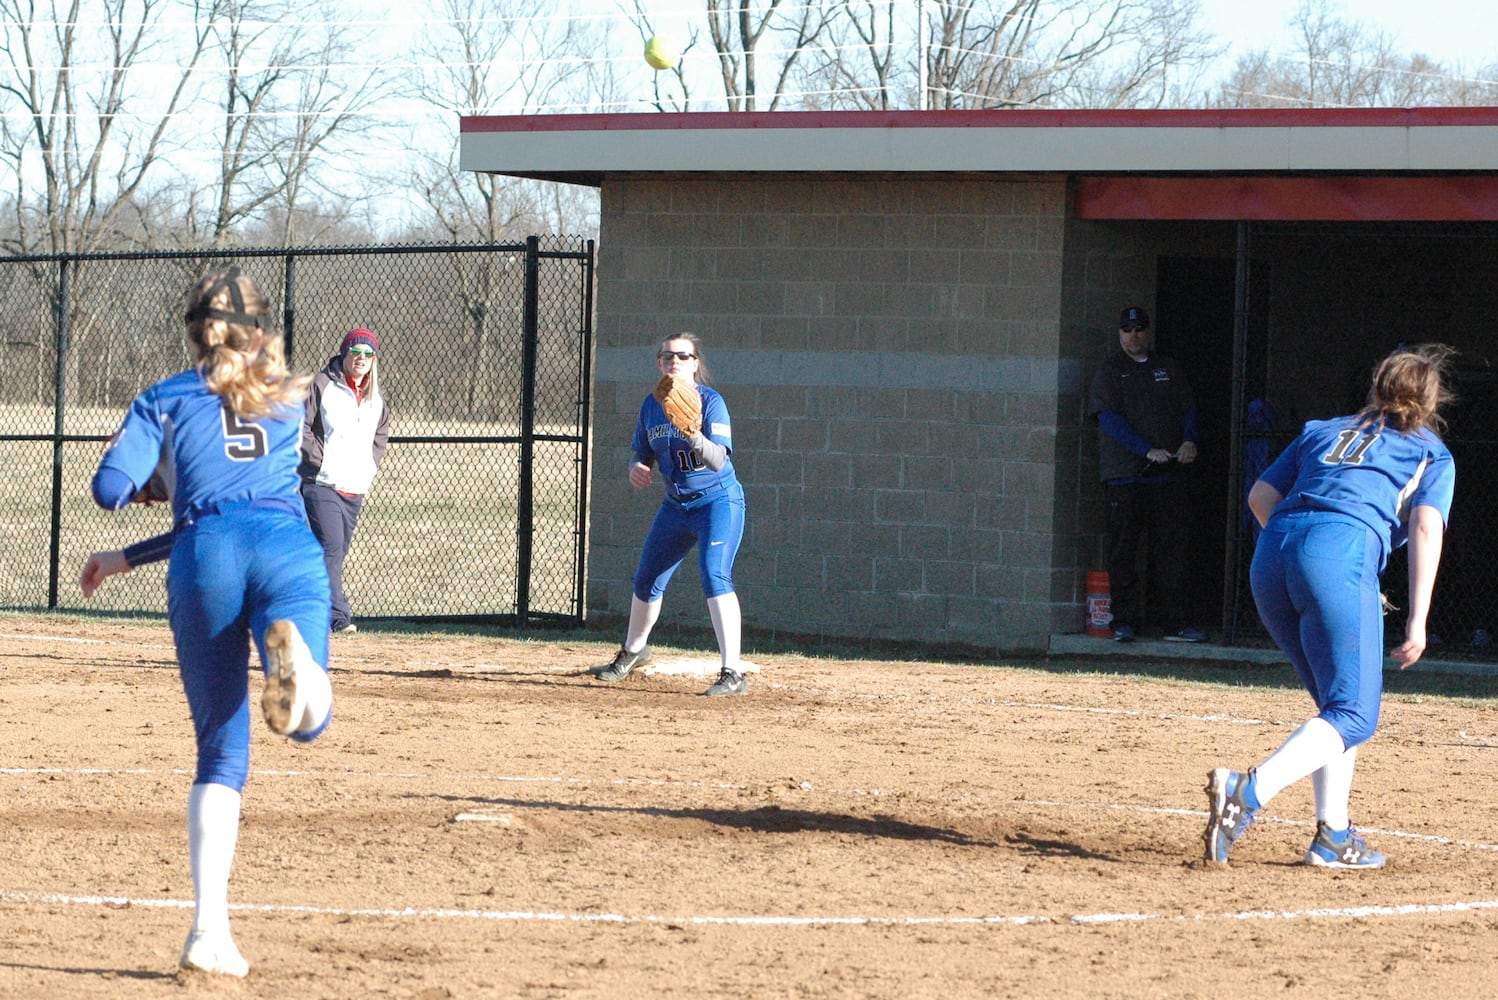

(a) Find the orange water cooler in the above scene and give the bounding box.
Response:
[1084,571,1112,637]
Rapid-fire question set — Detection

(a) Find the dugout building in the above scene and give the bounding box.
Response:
[461,107,1498,656]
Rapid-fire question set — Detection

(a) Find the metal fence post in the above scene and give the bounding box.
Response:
[283,253,297,365]
[573,239,596,621]
[47,258,71,609]
[516,235,541,625]
[1222,222,1252,644]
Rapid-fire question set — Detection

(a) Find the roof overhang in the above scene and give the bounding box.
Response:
[459,108,1498,220]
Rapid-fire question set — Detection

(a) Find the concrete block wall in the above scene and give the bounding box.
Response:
[589,175,1074,652]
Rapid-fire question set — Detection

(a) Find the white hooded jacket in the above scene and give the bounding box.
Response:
[298,355,391,495]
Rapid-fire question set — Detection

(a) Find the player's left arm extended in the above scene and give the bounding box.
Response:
[79,530,174,598]
[1395,504,1446,669]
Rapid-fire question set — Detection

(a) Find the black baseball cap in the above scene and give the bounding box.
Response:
[1119,306,1149,328]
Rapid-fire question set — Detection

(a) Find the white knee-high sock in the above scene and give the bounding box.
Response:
[296,661,333,734]
[187,782,242,934]
[624,596,661,653]
[1252,717,1347,806]
[706,592,741,673]
[1311,744,1358,831]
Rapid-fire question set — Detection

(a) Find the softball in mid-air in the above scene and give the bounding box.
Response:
[644,34,679,71]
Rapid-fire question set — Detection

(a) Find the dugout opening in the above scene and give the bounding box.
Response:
[1148,222,1498,650]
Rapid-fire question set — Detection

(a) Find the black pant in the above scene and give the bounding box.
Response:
[1104,479,1192,634]
[301,482,364,630]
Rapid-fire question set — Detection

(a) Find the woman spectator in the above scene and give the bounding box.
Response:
[299,327,392,634]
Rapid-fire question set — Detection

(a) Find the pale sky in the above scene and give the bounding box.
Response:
[1196,0,1498,69]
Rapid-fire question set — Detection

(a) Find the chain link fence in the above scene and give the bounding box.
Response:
[0,238,594,626]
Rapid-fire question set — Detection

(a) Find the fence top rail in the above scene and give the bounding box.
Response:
[0,238,594,266]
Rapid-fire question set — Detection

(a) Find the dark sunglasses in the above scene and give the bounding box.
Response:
[1120,325,1147,333]
[659,351,696,361]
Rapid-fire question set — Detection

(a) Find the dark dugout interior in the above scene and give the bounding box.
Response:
[1156,223,1498,653]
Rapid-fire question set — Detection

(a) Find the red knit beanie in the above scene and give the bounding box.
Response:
[340,327,379,354]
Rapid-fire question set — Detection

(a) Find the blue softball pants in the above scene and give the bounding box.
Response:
[167,502,332,792]
[1250,509,1385,749]
[633,482,746,601]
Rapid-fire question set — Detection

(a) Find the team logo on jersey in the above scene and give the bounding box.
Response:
[1152,368,1170,383]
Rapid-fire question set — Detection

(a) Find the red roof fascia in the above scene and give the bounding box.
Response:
[1074,175,1498,221]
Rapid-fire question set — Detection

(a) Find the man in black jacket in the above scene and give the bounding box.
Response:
[1087,306,1205,644]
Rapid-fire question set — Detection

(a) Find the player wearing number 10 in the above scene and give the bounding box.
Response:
[596,333,749,696]
[1205,344,1456,870]
[89,267,335,977]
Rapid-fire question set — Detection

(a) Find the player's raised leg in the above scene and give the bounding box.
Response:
[262,619,331,737]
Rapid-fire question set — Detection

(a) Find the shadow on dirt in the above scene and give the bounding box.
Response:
[434,794,998,846]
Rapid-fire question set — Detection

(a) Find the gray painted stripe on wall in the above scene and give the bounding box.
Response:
[598,348,1082,394]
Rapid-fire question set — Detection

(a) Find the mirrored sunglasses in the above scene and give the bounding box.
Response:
[347,346,376,357]
[658,351,696,361]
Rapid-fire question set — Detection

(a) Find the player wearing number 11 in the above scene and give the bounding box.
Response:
[1205,344,1456,870]
[596,332,748,696]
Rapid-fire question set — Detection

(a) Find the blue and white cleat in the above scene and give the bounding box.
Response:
[1204,767,1258,865]
[1303,821,1386,869]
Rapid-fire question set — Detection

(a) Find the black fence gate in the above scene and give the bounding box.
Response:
[0,237,595,626]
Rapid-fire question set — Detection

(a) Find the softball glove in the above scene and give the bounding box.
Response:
[654,374,702,437]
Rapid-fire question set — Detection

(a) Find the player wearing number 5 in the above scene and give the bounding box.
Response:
[89,268,334,977]
[596,333,748,696]
[1205,344,1456,869]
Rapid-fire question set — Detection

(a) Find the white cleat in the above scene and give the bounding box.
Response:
[179,928,248,978]
[262,619,310,735]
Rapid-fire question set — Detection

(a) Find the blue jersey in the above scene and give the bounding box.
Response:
[1259,415,1455,565]
[632,383,737,502]
[95,367,305,523]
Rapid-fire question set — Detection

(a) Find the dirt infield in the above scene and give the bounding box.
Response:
[4,613,1498,999]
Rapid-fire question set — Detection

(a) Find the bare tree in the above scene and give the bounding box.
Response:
[797,0,902,110]
[924,0,1216,110]
[185,0,386,247]
[703,0,838,111]
[1213,0,1487,108]
[718,0,1216,112]
[412,0,599,243]
[406,0,602,415]
[1064,0,1221,108]
[0,0,215,255]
